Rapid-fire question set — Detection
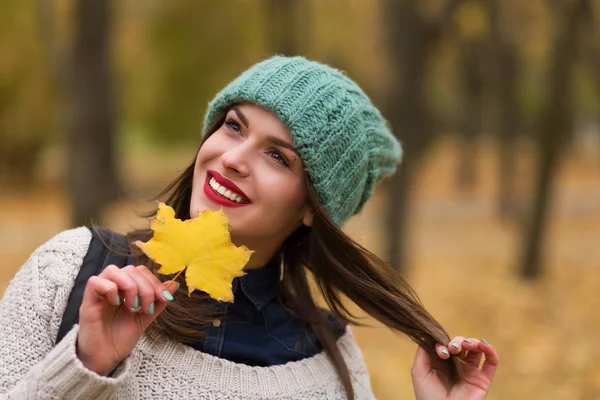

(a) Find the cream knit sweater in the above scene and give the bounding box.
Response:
[0,228,376,399]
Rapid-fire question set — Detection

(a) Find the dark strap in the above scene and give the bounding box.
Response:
[55,227,129,345]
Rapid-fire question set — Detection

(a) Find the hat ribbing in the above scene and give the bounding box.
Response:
[202,56,402,226]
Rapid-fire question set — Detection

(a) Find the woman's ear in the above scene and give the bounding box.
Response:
[302,209,314,227]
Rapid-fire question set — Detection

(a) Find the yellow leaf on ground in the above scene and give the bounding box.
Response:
[134,202,253,302]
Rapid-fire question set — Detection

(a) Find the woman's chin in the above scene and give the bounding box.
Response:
[189,205,209,219]
[190,200,218,218]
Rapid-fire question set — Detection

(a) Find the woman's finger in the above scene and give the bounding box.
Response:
[134,264,176,303]
[435,342,451,360]
[461,338,484,367]
[82,275,120,307]
[479,339,500,380]
[122,265,157,315]
[447,336,466,356]
[98,264,138,309]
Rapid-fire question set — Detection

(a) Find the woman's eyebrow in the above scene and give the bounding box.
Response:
[233,107,250,128]
[267,136,300,158]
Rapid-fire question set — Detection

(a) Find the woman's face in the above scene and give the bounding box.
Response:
[190,103,312,268]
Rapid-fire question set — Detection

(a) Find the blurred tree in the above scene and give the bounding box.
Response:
[456,0,487,192]
[36,0,120,226]
[307,0,390,97]
[487,0,522,219]
[66,0,120,226]
[520,0,590,279]
[141,1,266,146]
[582,3,600,114]
[0,2,56,187]
[266,0,303,55]
[382,0,463,273]
[585,47,600,104]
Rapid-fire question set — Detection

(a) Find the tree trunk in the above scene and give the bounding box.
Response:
[583,37,600,121]
[519,0,588,279]
[497,46,519,219]
[457,40,484,192]
[383,0,429,273]
[387,152,416,272]
[66,0,120,227]
[486,0,521,219]
[382,0,463,273]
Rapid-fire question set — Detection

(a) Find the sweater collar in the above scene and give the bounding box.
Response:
[232,260,280,311]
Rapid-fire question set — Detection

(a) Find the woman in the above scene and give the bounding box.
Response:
[0,56,498,399]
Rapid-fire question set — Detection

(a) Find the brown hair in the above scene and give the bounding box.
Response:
[122,110,463,399]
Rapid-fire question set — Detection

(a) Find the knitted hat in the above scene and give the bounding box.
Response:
[202,56,402,226]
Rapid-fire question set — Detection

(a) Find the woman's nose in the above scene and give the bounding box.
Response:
[220,145,250,176]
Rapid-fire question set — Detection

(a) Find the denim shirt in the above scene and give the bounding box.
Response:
[136,257,347,367]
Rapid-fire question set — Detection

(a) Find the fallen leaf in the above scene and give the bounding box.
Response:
[134,202,253,302]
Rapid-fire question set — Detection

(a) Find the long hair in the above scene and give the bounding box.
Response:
[119,109,463,399]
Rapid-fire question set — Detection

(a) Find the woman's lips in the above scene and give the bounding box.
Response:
[203,173,250,208]
[209,170,250,199]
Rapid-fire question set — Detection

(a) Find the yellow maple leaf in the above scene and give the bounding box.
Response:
[133,202,253,302]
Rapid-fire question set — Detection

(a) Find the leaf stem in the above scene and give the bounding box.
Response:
[164,267,186,290]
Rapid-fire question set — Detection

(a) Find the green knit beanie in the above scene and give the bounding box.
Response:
[202,56,402,226]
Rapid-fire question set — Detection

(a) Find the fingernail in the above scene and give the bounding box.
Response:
[450,342,460,350]
[441,348,449,356]
[133,295,139,309]
[116,294,121,306]
[481,338,489,345]
[172,281,180,291]
[162,290,174,301]
[148,302,155,315]
[463,339,473,344]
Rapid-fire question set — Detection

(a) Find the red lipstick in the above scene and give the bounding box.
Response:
[203,170,250,208]
[209,170,250,199]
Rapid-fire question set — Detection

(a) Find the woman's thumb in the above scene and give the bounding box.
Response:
[140,280,180,327]
[411,346,432,380]
[156,280,180,310]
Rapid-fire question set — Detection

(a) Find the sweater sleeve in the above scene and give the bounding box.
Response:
[0,228,131,399]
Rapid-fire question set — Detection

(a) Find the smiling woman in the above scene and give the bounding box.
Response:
[0,56,499,400]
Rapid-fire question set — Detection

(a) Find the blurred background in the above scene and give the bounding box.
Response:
[1,0,599,398]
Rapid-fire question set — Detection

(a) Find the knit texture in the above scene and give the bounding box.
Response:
[203,56,402,226]
[0,228,376,399]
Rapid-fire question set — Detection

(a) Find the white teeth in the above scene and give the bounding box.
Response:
[208,176,247,203]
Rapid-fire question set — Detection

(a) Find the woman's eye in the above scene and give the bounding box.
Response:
[225,119,242,133]
[266,149,290,168]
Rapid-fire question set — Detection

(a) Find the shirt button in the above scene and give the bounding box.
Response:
[212,319,221,328]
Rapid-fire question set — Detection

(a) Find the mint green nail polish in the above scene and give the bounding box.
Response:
[116,295,121,306]
[162,290,174,301]
[133,295,139,309]
[441,348,449,356]
[481,338,489,345]
[148,302,155,315]
[450,342,460,349]
[463,339,473,344]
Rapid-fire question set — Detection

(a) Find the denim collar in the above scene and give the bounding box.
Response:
[232,260,280,311]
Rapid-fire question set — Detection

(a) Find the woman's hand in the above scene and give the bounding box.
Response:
[411,336,499,400]
[76,264,179,376]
